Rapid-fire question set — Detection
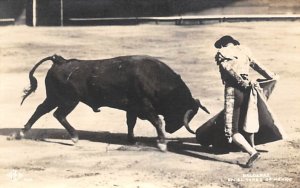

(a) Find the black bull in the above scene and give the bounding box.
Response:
[16,55,209,150]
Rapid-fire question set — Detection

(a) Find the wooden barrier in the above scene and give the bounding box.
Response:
[67,14,300,25]
[0,18,15,26]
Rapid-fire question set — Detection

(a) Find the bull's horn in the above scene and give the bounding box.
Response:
[183,109,196,134]
[196,99,210,114]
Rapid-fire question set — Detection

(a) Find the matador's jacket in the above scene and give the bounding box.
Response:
[215,45,275,138]
[215,45,274,90]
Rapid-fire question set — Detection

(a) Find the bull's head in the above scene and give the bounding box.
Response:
[183,99,210,134]
[164,98,209,134]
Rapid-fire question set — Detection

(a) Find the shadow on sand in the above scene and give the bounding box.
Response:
[0,128,245,167]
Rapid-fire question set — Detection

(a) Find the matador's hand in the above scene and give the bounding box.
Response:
[225,130,233,143]
[227,136,233,143]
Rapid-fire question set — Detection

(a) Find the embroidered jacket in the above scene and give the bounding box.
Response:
[215,45,274,90]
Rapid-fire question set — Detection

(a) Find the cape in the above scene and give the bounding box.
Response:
[196,78,286,148]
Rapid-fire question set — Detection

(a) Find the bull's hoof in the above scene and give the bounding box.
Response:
[71,136,79,144]
[7,130,25,141]
[70,132,79,144]
[157,140,168,152]
[93,108,101,112]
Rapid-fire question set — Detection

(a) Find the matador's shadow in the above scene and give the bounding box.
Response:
[167,138,243,166]
[1,128,242,166]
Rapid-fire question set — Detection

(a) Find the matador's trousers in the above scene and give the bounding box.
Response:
[224,85,250,135]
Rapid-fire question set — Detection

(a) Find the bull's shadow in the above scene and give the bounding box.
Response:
[0,128,243,166]
[1,128,158,148]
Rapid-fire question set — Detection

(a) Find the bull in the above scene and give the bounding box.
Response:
[14,55,209,151]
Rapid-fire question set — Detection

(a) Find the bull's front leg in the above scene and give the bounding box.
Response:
[141,99,167,151]
[147,114,167,152]
[153,117,167,152]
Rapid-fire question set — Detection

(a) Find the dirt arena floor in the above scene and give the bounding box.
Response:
[0,21,300,188]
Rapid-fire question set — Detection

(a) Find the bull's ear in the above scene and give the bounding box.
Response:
[195,99,210,114]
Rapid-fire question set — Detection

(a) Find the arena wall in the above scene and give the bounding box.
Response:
[1,0,300,26]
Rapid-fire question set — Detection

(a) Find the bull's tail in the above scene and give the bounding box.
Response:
[21,56,55,105]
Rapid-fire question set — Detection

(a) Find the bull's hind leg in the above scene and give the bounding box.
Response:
[126,111,137,143]
[10,98,57,140]
[53,102,79,143]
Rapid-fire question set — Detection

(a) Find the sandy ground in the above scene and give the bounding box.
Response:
[0,21,300,188]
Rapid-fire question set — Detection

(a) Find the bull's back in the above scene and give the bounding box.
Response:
[46,55,186,109]
[49,55,181,87]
